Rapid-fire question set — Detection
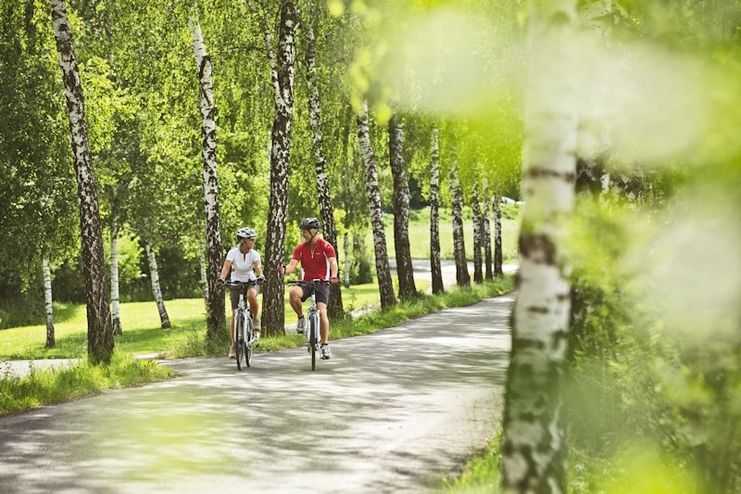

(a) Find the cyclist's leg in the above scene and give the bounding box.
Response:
[288,285,306,318]
[316,301,329,344]
[247,287,260,330]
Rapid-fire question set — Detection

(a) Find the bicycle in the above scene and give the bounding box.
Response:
[223,279,263,371]
[287,279,331,371]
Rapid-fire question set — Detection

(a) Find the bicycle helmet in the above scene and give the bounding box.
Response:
[236,227,257,240]
[299,217,321,231]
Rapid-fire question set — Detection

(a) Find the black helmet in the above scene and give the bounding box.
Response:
[300,217,321,230]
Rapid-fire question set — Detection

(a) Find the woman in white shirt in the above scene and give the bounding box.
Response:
[218,227,264,358]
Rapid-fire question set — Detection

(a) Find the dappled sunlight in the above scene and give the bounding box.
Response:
[0,296,514,492]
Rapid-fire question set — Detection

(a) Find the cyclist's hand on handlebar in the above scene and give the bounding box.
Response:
[329,276,339,284]
[276,265,285,276]
[256,275,265,283]
[216,278,225,285]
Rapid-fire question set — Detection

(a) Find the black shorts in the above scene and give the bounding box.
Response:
[298,281,330,306]
[230,285,259,312]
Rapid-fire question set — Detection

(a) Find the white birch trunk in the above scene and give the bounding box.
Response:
[494,196,503,276]
[50,0,113,364]
[305,8,343,316]
[501,1,578,492]
[357,101,396,308]
[43,255,55,348]
[190,18,226,343]
[200,253,209,310]
[343,232,351,288]
[429,128,444,294]
[389,113,417,300]
[482,180,494,280]
[449,163,470,287]
[472,183,484,284]
[145,242,171,329]
[110,218,122,335]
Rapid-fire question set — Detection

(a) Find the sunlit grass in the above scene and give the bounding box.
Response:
[0,352,175,416]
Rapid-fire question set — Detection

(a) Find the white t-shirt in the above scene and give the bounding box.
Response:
[226,247,261,282]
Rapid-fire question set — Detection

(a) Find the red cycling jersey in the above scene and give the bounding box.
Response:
[292,238,336,281]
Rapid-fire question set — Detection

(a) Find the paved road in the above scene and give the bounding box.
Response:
[0,294,514,494]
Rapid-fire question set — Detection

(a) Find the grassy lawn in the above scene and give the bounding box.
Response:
[0,279,427,360]
[366,206,520,262]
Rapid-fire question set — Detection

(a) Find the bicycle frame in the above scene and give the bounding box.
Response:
[288,279,329,371]
[224,279,262,370]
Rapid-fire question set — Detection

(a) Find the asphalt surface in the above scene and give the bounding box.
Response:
[0,293,514,494]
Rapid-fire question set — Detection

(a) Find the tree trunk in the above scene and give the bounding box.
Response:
[110,215,122,335]
[342,232,351,288]
[145,242,171,329]
[388,114,417,300]
[357,101,396,308]
[199,252,209,310]
[305,8,344,317]
[449,163,470,288]
[483,183,493,280]
[190,18,226,346]
[472,183,484,284]
[50,0,113,364]
[429,127,444,295]
[254,0,298,336]
[500,1,577,492]
[42,255,55,348]
[493,196,503,277]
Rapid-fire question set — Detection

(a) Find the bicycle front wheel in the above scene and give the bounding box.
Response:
[309,314,318,371]
[235,314,245,371]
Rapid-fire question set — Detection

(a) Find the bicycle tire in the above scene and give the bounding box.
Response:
[309,313,318,371]
[235,313,245,371]
[245,318,252,368]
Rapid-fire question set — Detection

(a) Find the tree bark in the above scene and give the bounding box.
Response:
[304,7,343,317]
[342,232,351,288]
[482,182,493,280]
[42,255,55,348]
[110,215,122,335]
[145,242,171,329]
[250,0,298,336]
[199,252,209,311]
[388,114,417,300]
[357,101,396,308]
[449,163,470,288]
[429,127,444,295]
[493,196,503,277]
[190,18,226,345]
[472,183,484,284]
[500,1,577,492]
[50,0,113,364]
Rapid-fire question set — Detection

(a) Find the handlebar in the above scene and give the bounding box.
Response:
[287,279,333,286]
[222,279,264,288]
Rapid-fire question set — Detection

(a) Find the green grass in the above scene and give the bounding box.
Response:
[0,352,175,416]
[367,206,520,262]
[441,433,502,493]
[0,280,427,360]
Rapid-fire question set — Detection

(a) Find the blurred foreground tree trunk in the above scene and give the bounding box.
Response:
[500,0,577,492]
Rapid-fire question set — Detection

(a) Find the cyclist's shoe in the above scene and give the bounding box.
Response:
[320,344,332,360]
[296,317,306,334]
[228,343,236,359]
[252,317,261,330]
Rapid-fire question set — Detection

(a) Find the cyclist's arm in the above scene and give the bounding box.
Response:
[253,260,263,277]
[328,256,338,279]
[284,258,299,275]
[218,259,232,281]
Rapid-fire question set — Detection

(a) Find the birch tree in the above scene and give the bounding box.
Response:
[110,213,122,335]
[50,0,113,364]
[429,127,444,294]
[145,242,171,329]
[357,101,396,308]
[471,182,484,284]
[304,3,344,317]
[388,113,417,300]
[449,162,471,288]
[482,180,494,280]
[493,196,503,276]
[190,17,226,345]
[500,0,578,491]
[249,0,298,335]
[42,255,55,348]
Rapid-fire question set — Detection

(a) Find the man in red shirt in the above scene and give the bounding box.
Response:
[278,217,339,359]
